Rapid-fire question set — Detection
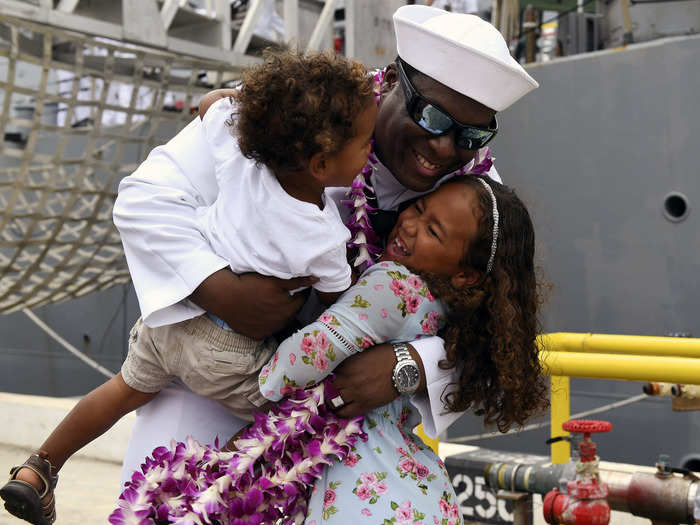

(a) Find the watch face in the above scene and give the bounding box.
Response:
[397,363,420,390]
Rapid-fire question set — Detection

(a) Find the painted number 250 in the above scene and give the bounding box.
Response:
[452,473,513,523]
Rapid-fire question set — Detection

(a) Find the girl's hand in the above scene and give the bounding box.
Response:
[189,269,317,340]
[198,88,237,119]
[222,427,245,452]
[329,343,426,418]
[223,402,275,452]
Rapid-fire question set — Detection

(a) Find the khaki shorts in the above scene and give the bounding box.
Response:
[121,315,277,422]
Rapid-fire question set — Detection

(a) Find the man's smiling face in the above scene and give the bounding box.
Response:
[373,62,497,193]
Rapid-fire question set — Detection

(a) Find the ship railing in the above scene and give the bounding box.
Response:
[415,332,700,460]
[541,332,700,463]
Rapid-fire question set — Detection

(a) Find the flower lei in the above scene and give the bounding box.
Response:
[344,70,495,272]
[110,379,366,525]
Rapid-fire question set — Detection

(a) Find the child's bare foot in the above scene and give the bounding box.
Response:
[0,451,57,525]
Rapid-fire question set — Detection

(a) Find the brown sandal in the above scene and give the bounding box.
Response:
[0,450,58,525]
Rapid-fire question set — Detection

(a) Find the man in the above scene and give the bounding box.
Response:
[114,5,538,483]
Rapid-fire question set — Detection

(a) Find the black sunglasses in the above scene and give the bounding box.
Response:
[396,58,498,151]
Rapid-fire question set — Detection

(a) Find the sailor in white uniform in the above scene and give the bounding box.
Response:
[113,5,539,485]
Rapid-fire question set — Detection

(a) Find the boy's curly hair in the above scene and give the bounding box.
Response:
[230,49,374,173]
[420,176,549,432]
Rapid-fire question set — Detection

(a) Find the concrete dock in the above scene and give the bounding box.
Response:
[0,392,134,524]
[0,444,122,524]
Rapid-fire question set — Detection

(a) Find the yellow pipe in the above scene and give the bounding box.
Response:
[539,333,700,464]
[540,351,700,385]
[442,333,700,458]
[539,333,700,359]
[415,424,439,455]
[550,376,570,464]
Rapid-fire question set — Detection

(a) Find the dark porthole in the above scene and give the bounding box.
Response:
[663,192,690,222]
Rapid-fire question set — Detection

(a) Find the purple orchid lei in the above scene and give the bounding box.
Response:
[343,69,495,272]
[110,379,366,525]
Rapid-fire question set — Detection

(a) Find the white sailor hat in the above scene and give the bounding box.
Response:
[393,5,538,112]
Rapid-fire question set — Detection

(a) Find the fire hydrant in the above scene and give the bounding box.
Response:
[543,419,612,525]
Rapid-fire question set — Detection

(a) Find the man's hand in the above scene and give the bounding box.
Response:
[189,269,317,340]
[330,343,426,418]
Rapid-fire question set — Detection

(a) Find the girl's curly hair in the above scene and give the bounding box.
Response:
[420,176,548,432]
[230,49,374,173]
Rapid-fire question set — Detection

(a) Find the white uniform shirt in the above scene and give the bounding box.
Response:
[196,98,351,297]
[113,103,499,438]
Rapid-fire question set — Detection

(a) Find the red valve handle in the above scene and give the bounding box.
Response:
[562,419,612,434]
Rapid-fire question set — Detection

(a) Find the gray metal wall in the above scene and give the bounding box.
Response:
[0,283,140,396]
[448,34,700,466]
[497,34,700,338]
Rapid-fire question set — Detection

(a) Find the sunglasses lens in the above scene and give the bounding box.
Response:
[414,102,453,135]
[457,127,494,150]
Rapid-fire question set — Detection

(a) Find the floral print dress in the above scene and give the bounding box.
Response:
[259,261,463,525]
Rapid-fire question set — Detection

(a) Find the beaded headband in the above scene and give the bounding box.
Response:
[476,177,499,274]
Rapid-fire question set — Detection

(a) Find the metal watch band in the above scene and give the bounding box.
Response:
[393,343,412,364]
[392,343,420,394]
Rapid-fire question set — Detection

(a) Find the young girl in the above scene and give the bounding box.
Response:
[0,50,376,525]
[111,175,548,524]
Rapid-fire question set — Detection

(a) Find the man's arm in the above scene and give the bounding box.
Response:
[330,337,462,438]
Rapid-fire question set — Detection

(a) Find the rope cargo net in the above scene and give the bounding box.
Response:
[0,15,234,313]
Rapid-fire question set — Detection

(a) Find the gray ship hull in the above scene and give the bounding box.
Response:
[448,33,700,467]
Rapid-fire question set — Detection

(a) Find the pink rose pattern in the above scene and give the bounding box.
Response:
[344,451,361,467]
[318,312,340,325]
[260,263,455,522]
[397,406,424,454]
[384,499,428,525]
[352,471,388,504]
[356,335,376,349]
[258,350,280,385]
[396,445,437,495]
[387,269,440,322]
[421,311,443,336]
[322,481,342,520]
[299,329,337,375]
[434,492,461,525]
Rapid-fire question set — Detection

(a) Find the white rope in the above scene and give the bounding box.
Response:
[448,393,649,444]
[22,308,116,379]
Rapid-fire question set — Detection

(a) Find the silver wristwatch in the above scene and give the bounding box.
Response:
[391,343,421,394]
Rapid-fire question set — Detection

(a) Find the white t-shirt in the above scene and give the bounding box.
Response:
[196,98,351,295]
